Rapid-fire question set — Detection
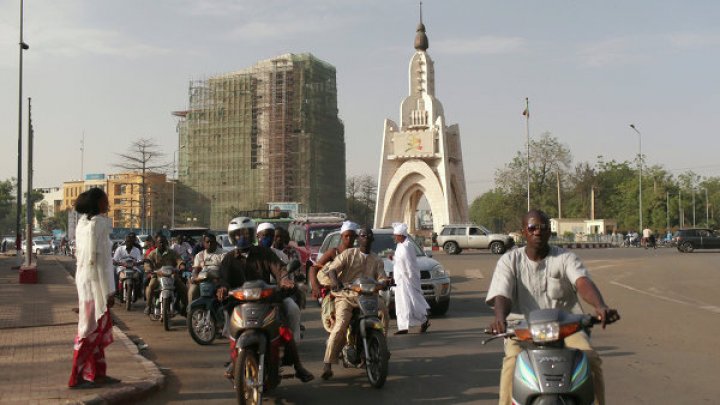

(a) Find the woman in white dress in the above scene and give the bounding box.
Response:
[68,188,119,389]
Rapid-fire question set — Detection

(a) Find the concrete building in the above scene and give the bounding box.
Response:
[174,53,346,229]
[374,17,469,233]
[61,173,172,231]
[34,187,63,229]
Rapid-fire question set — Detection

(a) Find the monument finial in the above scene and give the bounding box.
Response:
[414,1,429,51]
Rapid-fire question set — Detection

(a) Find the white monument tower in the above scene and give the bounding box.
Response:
[374,11,469,233]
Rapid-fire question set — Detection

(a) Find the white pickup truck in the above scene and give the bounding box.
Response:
[436,224,514,255]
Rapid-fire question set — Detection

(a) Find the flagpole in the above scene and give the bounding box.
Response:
[525,97,530,211]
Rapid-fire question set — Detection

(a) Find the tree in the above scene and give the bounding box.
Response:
[114,139,168,233]
[0,179,16,235]
[494,132,572,220]
[346,175,376,226]
[41,209,68,232]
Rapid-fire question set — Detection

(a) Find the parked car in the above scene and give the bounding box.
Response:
[673,228,720,253]
[22,237,53,255]
[215,233,235,252]
[318,228,452,315]
[436,223,514,255]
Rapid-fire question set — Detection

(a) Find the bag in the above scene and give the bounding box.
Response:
[321,295,336,333]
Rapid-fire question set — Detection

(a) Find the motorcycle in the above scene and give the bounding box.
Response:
[337,278,390,388]
[117,258,143,311]
[228,280,298,405]
[148,265,180,331]
[187,266,225,345]
[482,308,617,405]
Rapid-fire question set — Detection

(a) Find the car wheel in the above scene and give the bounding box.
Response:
[430,300,450,316]
[490,241,506,255]
[682,242,694,253]
[443,241,460,255]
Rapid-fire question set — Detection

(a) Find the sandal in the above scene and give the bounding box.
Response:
[97,376,121,385]
[69,379,97,389]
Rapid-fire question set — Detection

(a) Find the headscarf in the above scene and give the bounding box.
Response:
[392,222,409,236]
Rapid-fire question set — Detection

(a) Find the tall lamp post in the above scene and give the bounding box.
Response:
[630,124,642,232]
[16,0,30,259]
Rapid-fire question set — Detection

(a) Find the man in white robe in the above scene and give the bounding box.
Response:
[392,223,430,335]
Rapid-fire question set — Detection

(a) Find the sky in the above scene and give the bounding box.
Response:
[1,0,719,202]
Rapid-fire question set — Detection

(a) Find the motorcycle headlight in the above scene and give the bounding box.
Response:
[430,264,447,279]
[530,321,560,343]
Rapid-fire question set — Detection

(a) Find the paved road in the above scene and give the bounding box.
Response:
[57,247,720,404]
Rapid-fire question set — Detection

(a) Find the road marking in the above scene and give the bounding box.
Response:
[463,269,484,279]
[610,281,720,314]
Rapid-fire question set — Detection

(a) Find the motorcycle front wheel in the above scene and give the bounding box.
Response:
[234,349,262,405]
[124,281,132,311]
[365,329,389,388]
[188,308,216,345]
[162,297,171,331]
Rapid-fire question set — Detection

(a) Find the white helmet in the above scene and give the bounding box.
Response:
[257,222,275,234]
[228,216,255,237]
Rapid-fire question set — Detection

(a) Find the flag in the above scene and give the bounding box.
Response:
[522,107,529,118]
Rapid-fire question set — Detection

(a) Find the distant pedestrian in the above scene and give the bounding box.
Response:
[1,239,6,253]
[68,187,121,389]
[392,222,430,335]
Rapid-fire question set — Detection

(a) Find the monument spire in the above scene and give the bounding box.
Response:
[414,1,428,51]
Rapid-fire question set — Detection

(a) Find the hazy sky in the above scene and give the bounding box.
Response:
[1,0,719,201]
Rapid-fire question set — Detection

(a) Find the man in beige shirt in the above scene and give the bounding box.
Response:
[317,227,388,380]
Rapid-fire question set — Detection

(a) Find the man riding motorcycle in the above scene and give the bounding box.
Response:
[188,233,226,304]
[216,217,314,383]
[144,235,188,316]
[486,209,620,405]
[317,227,389,380]
[112,233,143,294]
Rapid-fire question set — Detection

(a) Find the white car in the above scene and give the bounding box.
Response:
[22,237,53,255]
[318,228,451,315]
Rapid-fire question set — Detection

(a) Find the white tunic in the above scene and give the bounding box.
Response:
[393,239,429,330]
[75,214,115,338]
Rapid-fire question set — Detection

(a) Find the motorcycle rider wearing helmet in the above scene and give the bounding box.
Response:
[316,226,389,380]
[217,217,314,383]
[144,234,188,316]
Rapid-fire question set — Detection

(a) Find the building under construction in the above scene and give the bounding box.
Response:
[174,53,346,229]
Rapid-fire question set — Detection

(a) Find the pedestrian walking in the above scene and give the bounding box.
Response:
[392,222,430,335]
[68,187,121,389]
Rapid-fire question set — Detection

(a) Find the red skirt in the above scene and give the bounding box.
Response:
[68,310,114,387]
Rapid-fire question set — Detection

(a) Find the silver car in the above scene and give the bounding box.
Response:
[318,228,451,315]
[22,236,53,255]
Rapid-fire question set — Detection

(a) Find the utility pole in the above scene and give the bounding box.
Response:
[80,131,85,180]
[24,98,33,267]
[524,98,530,211]
[630,124,642,232]
[16,0,30,260]
[556,170,562,218]
[666,191,670,232]
[705,188,709,227]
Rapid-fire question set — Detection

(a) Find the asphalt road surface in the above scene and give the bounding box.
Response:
[57,247,720,404]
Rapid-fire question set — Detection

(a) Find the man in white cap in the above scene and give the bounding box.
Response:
[309,220,359,300]
[392,222,430,335]
[257,222,289,263]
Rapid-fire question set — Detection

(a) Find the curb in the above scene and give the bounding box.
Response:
[78,326,166,405]
[54,257,166,405]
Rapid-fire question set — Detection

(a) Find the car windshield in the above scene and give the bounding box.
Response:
[308,226,341,246]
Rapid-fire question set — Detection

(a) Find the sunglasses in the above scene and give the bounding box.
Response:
[526,223,549,233]
[358,233,370,238]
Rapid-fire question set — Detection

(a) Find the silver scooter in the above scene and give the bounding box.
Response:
[483,308,616,405]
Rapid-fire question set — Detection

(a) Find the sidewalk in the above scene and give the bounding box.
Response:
[0,253,164,404]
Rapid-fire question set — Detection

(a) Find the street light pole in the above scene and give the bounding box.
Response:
[630,124,642,232]
[16,0,30,259]
[705,188,709,227]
